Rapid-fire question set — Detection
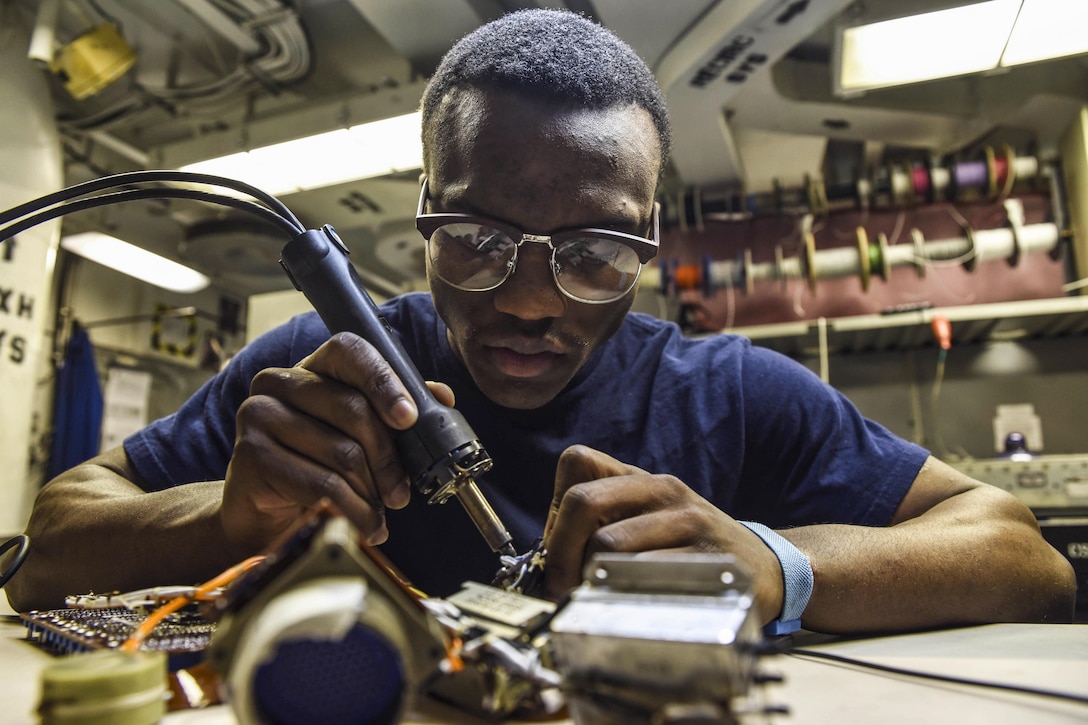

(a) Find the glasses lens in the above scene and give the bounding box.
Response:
[554,237,642,302]
[428,223,516,290]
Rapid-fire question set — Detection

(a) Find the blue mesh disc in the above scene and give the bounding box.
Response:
[253,623,406,725]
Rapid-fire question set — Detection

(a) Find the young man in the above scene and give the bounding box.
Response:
[7,9,1075,632]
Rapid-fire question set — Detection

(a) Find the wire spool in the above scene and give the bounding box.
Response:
[912,164,931,202]
[911,228,927,278]
[39,649,168,725]
[873,232,890,281]
[997,144,1017,197]
[1005,199,1024,268]
[929,166,952,200]
[673,262,701,292]
[960,224,979,272]
[855,178,872,210]
[1013,154,1039,186]
[890,164,913,206]
[952,160,988,199]
[856,226,871,291]
[985,146,1000,198]
[1007,220,1023,267]
[702,255,716,295]
[805,174,829,216]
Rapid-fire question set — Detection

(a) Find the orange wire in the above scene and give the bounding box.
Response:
[444,635,464,672]
[120,555,266,652]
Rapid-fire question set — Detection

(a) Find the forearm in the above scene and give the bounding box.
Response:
[6,455,238,612]
[782,487,1076,633]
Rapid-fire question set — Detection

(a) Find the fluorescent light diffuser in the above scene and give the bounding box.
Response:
[838,1,1019,93]
[180,112,423,196]
[61,232,210,293]
[837,0,1088,95]
[1002,0,1088,66]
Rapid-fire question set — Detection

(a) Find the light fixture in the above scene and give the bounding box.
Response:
[179,112,423,196]
[835,0,1088,95]
[61,232,211,293]
[1001,0,1088,65]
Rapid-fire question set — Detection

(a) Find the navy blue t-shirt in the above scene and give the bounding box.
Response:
[125,292,929,595]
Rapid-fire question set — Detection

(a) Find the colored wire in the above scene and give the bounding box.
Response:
[120,555,265,652]
[790,648,1088,706]
[0,534,30,589]
[932,348,947,401]
[953,160,988,191]
[928,315,952,457]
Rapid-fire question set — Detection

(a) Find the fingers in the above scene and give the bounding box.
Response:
[225,332,446,550]
[545,446,661,598]
[544,445,640,540]
[427,380,456,408]
[225,332,464,553]
[226,395,394,547]
[248,363,409,510]
[295,331,420,430]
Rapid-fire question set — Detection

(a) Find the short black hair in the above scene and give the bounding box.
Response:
[421,8,671,170]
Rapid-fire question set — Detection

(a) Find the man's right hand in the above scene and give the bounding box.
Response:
[220,331,454,556]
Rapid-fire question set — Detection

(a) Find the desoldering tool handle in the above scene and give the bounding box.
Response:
[278,226,492,499]
[930,314,952,351]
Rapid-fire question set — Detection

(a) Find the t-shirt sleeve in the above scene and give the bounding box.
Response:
[736,345,931,528]
[123,313,328,491]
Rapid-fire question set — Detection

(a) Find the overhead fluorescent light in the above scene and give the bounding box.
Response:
[835,0,1088,95]
[180,112,423,196]
[61,232,211,293]
[1001,0,1088,66]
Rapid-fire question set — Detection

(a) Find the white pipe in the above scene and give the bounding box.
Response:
[87,131,151,166]
[176,0,262,55]
[27,0,61,65]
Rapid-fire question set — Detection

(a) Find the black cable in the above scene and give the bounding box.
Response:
[0,187,301,242]
[790,647,1088,706]
[0,170,302,232]
[0,535,30,589]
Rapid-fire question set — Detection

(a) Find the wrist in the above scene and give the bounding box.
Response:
[738,521,813,635]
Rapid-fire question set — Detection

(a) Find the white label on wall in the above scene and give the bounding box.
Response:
[100,368,152,452]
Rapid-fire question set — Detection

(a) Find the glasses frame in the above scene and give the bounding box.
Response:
[415,178,659,304]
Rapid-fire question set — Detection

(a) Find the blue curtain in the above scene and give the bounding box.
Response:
[47,322,104,479]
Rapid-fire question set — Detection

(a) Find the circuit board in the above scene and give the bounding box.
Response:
[21,607,215,658]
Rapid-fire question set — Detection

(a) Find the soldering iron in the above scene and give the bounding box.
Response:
[0,171,518,560]
[279,224,517,558]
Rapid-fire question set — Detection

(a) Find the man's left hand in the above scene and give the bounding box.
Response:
[542,444,785,624]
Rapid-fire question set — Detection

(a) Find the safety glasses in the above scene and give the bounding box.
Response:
[415,179,659,304]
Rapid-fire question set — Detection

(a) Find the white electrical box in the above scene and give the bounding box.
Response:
[950,455,1088,513]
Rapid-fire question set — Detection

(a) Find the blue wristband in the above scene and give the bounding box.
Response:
[739,521,813,636]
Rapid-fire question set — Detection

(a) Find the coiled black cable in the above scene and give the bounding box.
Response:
[0,534,30,589]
